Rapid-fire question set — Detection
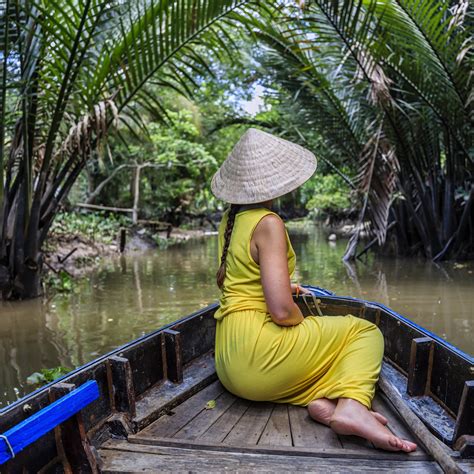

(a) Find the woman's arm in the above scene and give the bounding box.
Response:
[253,215,304,326]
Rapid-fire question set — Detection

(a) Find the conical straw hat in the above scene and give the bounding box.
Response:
[211,128,317,204]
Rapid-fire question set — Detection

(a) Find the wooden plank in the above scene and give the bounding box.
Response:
[454,435,474,459]
[108,356,136,417]
[173,390,236,440]
[120,334,163,397]
[49,383,99,473]
[453,381,474,442]
[258,404,292,447]
[223,401,274,445]
[172,314,216,365]
[139,381,225,438]
[132,351,216,431]
[407,337,434,396]
[0,381,99,464]
[429,342,471,417]
[99,440,441,472]
[288,405,342,449]
[127,435,431,461]
[163,329,183,384]
[380,362,455,443]
[200,398,250,443]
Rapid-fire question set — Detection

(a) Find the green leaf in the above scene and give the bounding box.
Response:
[26,372,47,385]
[205,400,216,410]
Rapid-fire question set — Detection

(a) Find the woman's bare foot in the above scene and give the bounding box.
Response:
[308,398,388,426]
[329,398,417,452]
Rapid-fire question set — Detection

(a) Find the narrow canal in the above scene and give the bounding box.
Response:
[0,223,472,407]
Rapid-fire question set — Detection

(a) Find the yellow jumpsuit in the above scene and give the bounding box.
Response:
[214,208,384,408]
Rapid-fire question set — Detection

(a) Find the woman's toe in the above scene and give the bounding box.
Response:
[404,440,417,452]
[389,436,402,448]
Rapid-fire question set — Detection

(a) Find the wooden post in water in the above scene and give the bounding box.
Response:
[119,228,127,253]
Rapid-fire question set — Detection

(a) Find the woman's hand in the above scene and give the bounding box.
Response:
[290,283,312,296]
[253,215,304,327]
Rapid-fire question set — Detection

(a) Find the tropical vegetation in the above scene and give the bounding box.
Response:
[0,0,472,299]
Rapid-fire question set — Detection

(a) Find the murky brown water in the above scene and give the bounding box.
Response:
[0,223,472,407]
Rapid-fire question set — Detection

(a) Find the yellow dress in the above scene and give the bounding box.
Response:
[214,207,384,408]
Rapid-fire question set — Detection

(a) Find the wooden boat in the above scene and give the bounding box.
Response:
[0,286,473,473]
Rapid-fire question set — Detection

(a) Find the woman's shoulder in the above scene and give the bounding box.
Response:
[253,211,286,235]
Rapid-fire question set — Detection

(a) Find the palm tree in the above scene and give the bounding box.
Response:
[0,0,256,299]
[246,0,473,261]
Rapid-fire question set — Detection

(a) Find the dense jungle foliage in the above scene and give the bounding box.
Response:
[0,0,472,299]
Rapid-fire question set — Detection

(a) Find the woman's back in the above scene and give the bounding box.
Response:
[214,207,295,321]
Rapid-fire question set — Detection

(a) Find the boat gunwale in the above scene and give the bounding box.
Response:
[1,289,472,472]
[304,286,472,363]
[0,302,219,415]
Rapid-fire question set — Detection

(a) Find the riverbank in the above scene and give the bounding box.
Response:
[44,212,359,283]
[44,211,217,282]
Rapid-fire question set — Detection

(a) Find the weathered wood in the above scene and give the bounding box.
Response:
[119,333,164,397]
[49,383,99,474]
[76,202,133,213]
[258,404,292,447]
[454,435,474,459]
[288,405,342,449]
[379,370,463,474]
[453,381,474,443]
[118,228,126,253]
[173,390,236,440]
[0,305,218,472]
[199,398,250,443]
[163,329,183,384]
[127,435,431,461]
[223,401,274,445]
[0,381,99,467]
[107,356,136,417]
[132,351,217,431]
[100,440,441,472]
[430,345,472,417]
[381,362,455,443]
[68,362,113,432]
[408,337,434,396]
[139,381,224,438]
[172,313,216,365]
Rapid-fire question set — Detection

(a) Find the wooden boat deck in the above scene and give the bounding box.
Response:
[2,296,472,472]
[99,379,443,472]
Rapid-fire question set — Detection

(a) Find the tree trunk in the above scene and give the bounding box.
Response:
[132,165,141,225]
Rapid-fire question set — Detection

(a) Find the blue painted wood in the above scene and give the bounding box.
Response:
[0,380,99,465]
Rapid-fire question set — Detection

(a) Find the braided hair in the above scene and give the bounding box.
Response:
[216,204,241,289]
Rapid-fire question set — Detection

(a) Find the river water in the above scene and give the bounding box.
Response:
[0,223,472,407]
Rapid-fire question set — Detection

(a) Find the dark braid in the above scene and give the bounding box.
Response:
[216,204,240,289]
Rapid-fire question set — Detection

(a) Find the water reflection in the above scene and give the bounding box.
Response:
[0,224,472,407]
[290,225,473,355]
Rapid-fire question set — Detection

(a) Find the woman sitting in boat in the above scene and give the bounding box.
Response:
[210,128,417,453]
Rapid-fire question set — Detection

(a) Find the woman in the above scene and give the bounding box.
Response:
[210,128,416,452]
